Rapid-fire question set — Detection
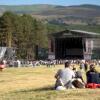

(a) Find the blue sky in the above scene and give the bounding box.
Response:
[0,0,100,6]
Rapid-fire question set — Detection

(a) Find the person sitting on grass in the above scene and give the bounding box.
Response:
[72,65,85,88]
[86,64,98,84]
[55,61,75,89]
[0,60,5,72]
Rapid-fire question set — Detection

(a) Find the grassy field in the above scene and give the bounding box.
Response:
[0,65,100,100]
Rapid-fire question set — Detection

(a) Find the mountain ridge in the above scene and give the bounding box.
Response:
[0,4,100,13]
[0,4,100,25]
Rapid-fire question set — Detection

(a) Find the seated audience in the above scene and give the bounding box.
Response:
[55,61,75,89]
[86,64,99,84]
[72,66,85,88]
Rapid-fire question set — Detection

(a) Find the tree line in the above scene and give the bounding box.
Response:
[0,12,49,59]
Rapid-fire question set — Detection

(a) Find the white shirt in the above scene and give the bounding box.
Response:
[57,68,75,85]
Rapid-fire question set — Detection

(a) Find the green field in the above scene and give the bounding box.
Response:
[0,65,100,100]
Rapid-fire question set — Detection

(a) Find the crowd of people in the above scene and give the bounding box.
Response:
[0,59,59,71]
[0,59,67,68]
[54,60,100,90]
[0,58,100,90]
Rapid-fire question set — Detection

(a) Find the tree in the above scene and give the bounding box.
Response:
[33,19,48,48]
[0,11,16,47]
[0,12,49,59]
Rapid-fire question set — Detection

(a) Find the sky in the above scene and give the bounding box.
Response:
[0,0,100,6]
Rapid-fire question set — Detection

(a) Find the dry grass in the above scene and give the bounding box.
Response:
[0,65,100,100]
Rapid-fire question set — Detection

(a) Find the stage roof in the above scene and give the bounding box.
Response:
[52,29,100,38]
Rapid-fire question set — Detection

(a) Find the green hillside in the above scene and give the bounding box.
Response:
[0,4,56,13]
[0,4,100,25]
[0,4,100,16]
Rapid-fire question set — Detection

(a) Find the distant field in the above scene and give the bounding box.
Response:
[0,65,100,100]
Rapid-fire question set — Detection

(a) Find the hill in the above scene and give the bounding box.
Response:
[0,4,100,25]
[0,4,56,14]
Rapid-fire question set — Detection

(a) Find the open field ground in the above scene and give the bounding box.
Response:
[0,65,100,100]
